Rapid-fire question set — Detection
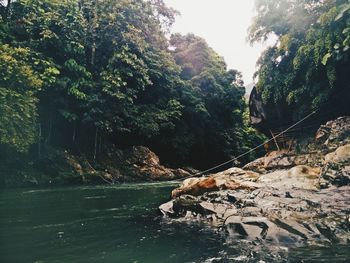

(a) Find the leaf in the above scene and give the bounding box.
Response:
[335,12,344,21]
[335,4,350,21]
[343,28,350,35]
[321,53,332,65]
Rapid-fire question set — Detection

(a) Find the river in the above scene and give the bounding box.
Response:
[1,183,349,262]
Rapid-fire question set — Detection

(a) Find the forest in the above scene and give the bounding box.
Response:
[0,0,265,173]
[1,1,350,262]
[250,0,350,126]
[0,0,349,180]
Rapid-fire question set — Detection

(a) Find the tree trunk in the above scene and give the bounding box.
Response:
[72,121,76,143]
[46,115,52,144]
[38,123,42,159]
[98,132,102,154]
[93,126,98,160]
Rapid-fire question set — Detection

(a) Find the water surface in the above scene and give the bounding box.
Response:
[0,183,349,262]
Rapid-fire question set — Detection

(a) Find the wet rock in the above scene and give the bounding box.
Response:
[171,177,219,198]
[162,186,350,245]
[159,200,174,216]
[172,195,203,216]
[224,215,306,244]
[160,117,350,247]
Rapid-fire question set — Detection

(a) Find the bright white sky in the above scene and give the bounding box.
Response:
[164,0,273,85]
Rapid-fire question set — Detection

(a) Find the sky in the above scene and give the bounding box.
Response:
[164,0,273,85]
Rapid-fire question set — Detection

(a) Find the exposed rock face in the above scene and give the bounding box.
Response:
[17,145,193,186]
[249,86,266,126]
[171,168,259,198]
[161,185,350,244]
[316,116,350,149]
[160,116,350,248]
[248,86,285,134]
[321,143,350,187]
[122,146,192,180]
[257,165,321,190]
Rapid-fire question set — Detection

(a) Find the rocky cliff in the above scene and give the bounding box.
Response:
[160,116,350,248]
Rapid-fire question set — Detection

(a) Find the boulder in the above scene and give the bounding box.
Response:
[324,144,350,164]
[263,151,295,170]
[171,164,321,199]
[171,169,259,198]
[161,186,350,245]
[159,200,174,216]
[124,146,160,167]
[160,117,350,247]
[242,157,266,173]
[99,145,193,181]
[316,116,350,149]
[321,144,350,186]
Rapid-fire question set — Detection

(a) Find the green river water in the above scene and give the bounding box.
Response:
[0,182,349,262]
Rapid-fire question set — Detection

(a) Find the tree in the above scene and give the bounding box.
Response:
[167,33,264,167]
[0,0,264,170]
[250,0,350,122]
[0,44,58,151]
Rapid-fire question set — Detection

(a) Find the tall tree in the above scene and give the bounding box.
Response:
[250,0,350,122]
[0,44,58,152]
[166,34,264,167]
[0,0,264,170]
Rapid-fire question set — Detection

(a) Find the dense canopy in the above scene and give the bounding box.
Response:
[249,0,350,123]
[0,0,264,169]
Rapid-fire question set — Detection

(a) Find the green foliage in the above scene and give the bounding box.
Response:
[0,44,56,151]
[166,34,264,165]
[250,0,350,120]
[0,0,263,169]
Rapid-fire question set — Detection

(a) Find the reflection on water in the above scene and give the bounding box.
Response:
[0,183,349,262]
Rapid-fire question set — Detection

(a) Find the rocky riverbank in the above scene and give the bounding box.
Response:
[159,117,350,248]
[0,145,194,187]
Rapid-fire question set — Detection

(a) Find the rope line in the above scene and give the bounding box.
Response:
[180,109,318,180]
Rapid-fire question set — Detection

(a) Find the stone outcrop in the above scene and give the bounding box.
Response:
[321,143,350,187]
[119,146,192,181]
[324,144,350,163]
[10,145,193,186]
[171,168,259,198]
[316,116,350,149]
[161,186,350,246]
[160,116,350,248]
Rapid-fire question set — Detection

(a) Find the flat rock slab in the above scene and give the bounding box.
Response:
[160,186,350,246]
